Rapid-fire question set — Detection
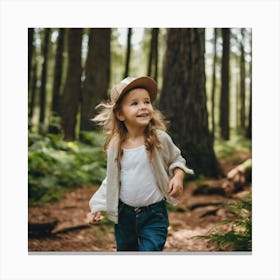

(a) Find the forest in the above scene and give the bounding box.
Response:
[28,28,252,252]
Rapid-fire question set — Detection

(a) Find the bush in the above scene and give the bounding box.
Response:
[194,194,252,251]
[28,132,106,205]
[214,135,252,161]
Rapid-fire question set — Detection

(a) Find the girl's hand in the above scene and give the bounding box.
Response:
[168,168,185,198]
[87,212,102,224]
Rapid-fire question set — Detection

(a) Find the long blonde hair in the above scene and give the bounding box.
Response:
[92,94,167,162]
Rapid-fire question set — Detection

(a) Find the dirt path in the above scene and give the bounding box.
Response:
[28,179,251,252]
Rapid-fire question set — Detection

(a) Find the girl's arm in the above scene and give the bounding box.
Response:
[168,167,185,198]
[159,131,194,176]
[88,177,107,223]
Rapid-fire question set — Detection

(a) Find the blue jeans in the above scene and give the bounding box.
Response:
[114,199,169,251]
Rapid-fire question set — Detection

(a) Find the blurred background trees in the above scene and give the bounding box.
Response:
[28,27,252,180]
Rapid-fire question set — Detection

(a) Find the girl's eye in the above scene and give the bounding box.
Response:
[145,101,150,104]
[131,102,138,106]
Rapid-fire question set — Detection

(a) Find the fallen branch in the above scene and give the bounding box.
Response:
[222,159,252,197]
[52,224,90,234]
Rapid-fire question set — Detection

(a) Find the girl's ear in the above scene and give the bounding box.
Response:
[116,110,125,121]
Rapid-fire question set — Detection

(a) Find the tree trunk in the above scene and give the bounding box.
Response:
[39,28,50,134]
[28,28,34,88]
[62,28,83,141]
[28,60,37,129]
[153,28,159,82]
[239,28,246,133]
[80,28,111,132]
[51,29,65,116]
[235,68,239,131]
[246,30,252,139]
[160,28,220,178]
[123,28,132,78]
[147,28,159,81]
[219,28,230,140]
[211,28,217,138]
[49,28,65,133]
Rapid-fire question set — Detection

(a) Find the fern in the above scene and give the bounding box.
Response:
[28,132,107,205]
[195,194,252,251]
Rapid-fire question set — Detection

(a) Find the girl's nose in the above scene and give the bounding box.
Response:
[139,102,146,109]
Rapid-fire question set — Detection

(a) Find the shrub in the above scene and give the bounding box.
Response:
[194,194,252,251]
[214,136,252,162]
[28,132,106,205]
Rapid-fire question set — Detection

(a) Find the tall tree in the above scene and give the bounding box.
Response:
[28,60,37,128]
[160,28,220,177]
[51,28,65,119]
[80,28,111,132]
[246,30,252,139]
[211,28,218,138]
[39,28,50,134]
[239,28,246,133]
[147,28,159,81]
[28,28,34,88]
[235,69,240,130]
[123,28,132,78]
[62,28,83,141]
[219,28,230,140]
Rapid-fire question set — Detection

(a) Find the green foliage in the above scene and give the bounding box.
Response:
[167,204,182,212]
[195,194,252,251]
[214,135,251,161]
[28,132,106,205]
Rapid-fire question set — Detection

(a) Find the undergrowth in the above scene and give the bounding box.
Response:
[214,135,251,161]
[194,194,252,251]
[28,132,106,205]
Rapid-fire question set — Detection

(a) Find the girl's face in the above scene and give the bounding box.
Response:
[116,88,154,130]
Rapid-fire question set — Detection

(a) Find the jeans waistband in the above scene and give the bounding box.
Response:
[119,199,166,214]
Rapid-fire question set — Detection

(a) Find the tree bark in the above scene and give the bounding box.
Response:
[80,28,111,132]
[235,68,239,131]
[52,29,65,116]
[246,30,252,139]
[62,28,83,141]
[123,28,132,78]
[28,28,34,88]
[239,28,246,133]
[29,60,37,128]
[39,28,50,134]
[211,28,217,138]
[160,28,220,178]
[219,28,230,140]
[49,28,65,133]
[147,28,159,81]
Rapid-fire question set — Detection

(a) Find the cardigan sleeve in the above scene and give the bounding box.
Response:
[89,177,107,213]
[159,130,194,177]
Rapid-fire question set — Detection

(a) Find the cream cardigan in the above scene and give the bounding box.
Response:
[89,130,194,224]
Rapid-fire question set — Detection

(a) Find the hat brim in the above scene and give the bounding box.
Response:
[121,76,157,102]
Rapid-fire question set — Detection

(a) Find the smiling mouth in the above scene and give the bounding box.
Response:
[137,113,149,117]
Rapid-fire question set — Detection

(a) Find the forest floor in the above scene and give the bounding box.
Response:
[28,151,251,253]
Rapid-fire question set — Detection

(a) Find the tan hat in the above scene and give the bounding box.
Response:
[110,76,157,104]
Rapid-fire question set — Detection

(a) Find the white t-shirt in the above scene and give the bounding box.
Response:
[120,145,164,207]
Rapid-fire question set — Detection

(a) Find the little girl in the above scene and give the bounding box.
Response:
[88,76,194,251]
